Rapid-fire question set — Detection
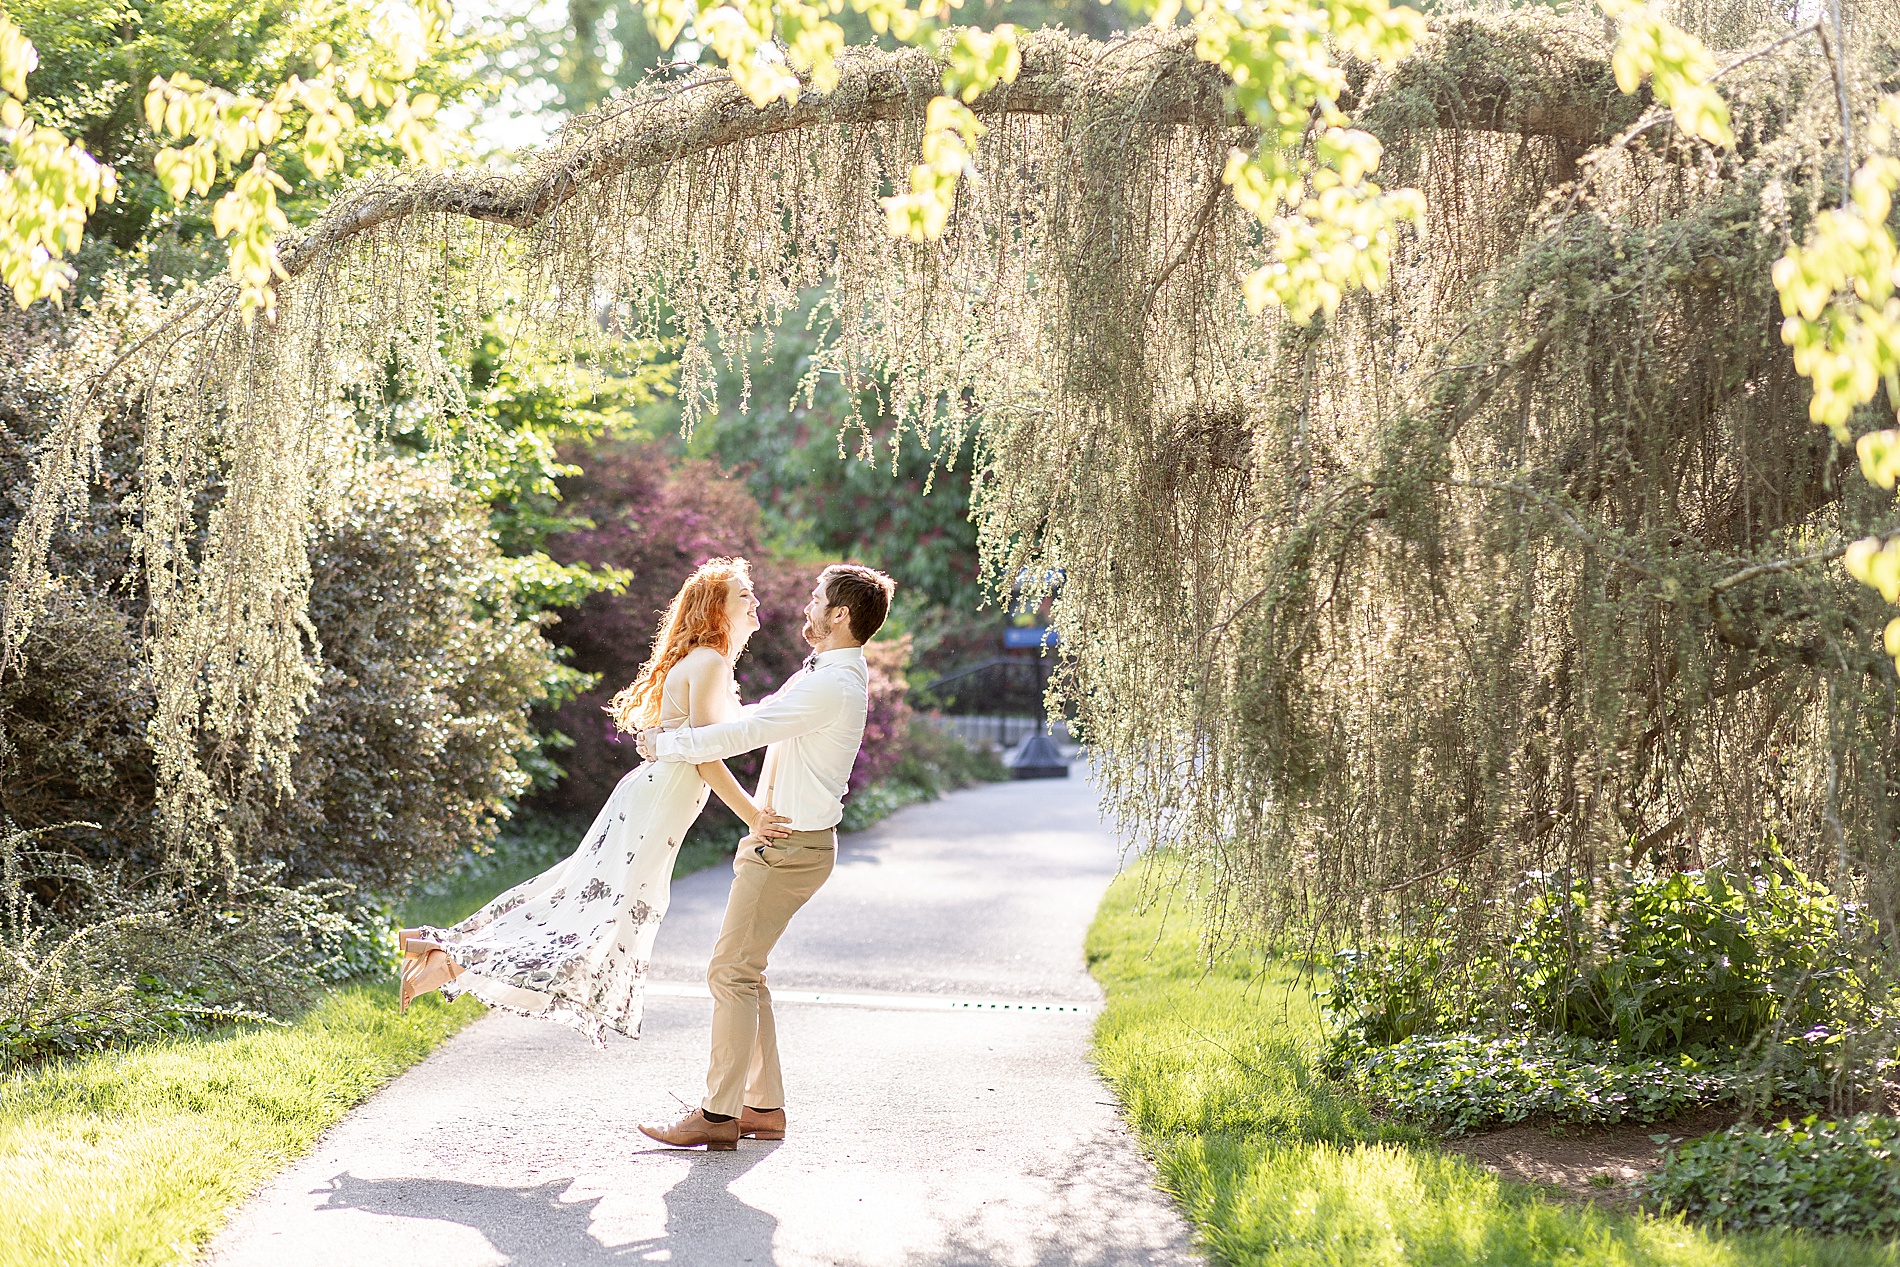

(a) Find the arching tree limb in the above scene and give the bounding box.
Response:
[278,16,1672,282]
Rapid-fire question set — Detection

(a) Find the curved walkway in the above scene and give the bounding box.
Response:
[206,772,1198,1266]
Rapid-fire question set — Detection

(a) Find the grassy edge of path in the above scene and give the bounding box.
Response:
[0,985,482,1267]
[1086,856,1900,1267]
[0,820,749,1267]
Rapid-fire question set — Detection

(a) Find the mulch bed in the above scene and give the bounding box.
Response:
[1441,1108,1742,1210]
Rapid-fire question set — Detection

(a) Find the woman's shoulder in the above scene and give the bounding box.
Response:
[677,645,731,676]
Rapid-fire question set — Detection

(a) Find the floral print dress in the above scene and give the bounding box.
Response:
[418,670,721,1043]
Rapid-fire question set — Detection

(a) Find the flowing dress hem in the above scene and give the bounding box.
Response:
[416,924,648,1047]
[404,755,702,1050]
[436,955,645,1046]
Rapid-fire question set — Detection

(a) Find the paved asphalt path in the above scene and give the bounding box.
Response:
[205,769,1199,1266]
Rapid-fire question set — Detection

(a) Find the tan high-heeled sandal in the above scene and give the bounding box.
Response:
[398,945,463,1014]
[396,928,432,1014]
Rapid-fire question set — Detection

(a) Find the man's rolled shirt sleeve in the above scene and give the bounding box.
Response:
[652,674,844,763]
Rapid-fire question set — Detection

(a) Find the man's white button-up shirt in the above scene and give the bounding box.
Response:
[650,646,869,831]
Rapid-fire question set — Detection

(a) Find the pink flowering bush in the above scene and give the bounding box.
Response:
[853,636,914,794]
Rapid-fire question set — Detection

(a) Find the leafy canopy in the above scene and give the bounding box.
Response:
[0,0,468,314]
[0,12,115,304]
[0,0,1434,328]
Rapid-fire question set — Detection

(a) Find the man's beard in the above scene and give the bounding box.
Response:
[801,617,819,646]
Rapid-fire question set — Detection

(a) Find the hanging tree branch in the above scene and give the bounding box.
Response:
[272,17,1697,285]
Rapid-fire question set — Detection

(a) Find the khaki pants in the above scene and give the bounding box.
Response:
[702,828,836,1117]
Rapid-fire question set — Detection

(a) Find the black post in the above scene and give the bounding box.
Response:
[1004,649,1067,779]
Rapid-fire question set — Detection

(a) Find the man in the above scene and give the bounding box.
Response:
[633,562,896,1150]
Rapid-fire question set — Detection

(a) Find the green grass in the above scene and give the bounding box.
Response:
[1086,857,1900,1267]
[0,984,480,1267]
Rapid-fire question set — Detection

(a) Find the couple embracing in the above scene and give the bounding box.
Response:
[399,558,896,1151]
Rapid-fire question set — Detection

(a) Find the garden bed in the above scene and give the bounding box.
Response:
[1086,857,1900,1266]
[1444,1109,1740,1211]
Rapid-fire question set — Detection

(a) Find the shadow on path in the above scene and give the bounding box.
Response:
[314,1147,779,1265]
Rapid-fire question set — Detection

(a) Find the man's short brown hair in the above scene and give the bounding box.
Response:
[820,564,896,645]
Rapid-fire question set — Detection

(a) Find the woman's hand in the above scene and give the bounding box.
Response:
[747,805,792,841]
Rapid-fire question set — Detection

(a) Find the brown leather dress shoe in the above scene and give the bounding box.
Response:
[738,1106,785,1140]
[639,1109,740,1151]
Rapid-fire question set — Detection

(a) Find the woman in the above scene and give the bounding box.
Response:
[398,557,788,1042]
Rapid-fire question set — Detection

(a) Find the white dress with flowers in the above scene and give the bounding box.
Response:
[420,665,730,1042]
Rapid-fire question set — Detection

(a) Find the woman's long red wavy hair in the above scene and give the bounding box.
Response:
[607,557,752,732]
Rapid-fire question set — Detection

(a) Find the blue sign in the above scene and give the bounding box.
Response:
[1004,626,1059,649]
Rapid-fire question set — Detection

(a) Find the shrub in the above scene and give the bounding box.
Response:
[252,458,560,890]
[838,781,929,832]
[0,587,157,868]
[0,291,557,1058]
[1513,860,1859,1057]
[1646,1116,1900,1236]
[1327,861,1866,1062]
[0,304,157,869]
[1,297,561,891]
[0,455,557,894]
[0,826,391,1068]
[1322,857,1878,1130]
[889,713,1008,795]
[853,636,915,794]
[1324,938,1479,1050]
[838,712,1007,831]
[835,639,1006,831]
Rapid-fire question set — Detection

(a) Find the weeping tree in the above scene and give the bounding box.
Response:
[4,1,1900,1065]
